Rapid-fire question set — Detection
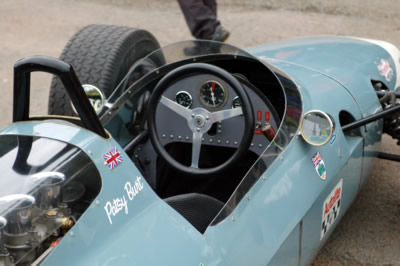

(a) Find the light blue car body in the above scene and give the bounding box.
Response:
[1,36,397,265]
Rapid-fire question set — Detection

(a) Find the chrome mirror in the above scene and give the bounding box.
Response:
[72,84,106,115]
[0,216,6,254]
[300,110,335,146]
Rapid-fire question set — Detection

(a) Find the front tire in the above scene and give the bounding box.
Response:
[48,24,161,116]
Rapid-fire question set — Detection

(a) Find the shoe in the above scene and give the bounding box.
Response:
[210,25,230,42]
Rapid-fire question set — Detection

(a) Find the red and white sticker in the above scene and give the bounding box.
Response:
[320,178,342,240]
[377,58,393,82]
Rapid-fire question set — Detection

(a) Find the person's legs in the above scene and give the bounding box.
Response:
[203,0,217,17]
[177,0,220,39]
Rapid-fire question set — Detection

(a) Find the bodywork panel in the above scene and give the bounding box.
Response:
[0,35,393,265]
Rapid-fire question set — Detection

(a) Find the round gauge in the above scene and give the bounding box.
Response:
[175,91,192,108]
[232,96,241,108]
[199,80,227,109]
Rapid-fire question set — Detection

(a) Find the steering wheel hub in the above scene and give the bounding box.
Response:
[194,114,206,128]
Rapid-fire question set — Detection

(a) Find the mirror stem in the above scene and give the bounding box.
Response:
[342,104,400,132]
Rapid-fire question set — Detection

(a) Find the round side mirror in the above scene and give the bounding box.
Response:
[72,84,106,115]
[300,110,335,146]
[0,216,6,230]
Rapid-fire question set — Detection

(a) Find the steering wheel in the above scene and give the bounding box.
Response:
[147,63,254,176]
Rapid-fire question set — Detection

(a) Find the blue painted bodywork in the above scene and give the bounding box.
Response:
[249,36,387,188]
[0,36,396,265]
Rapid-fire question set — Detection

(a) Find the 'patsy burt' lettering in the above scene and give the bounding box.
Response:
[125,176,144,200]
[104,176,144,225]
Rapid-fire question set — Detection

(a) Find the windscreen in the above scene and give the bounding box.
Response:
[211,68,302,224]
[100,40,255,121]
[98,40,260,146]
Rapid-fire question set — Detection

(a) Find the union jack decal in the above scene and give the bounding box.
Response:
[104,147,123,170]
[312,151,326,180]
[312,152,322,167]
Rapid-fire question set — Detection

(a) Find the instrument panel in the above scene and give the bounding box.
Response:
[156,73,279,156]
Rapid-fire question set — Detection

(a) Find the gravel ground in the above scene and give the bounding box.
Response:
[0,0,400,264]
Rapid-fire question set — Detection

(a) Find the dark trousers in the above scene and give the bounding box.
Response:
[177,0,220,39]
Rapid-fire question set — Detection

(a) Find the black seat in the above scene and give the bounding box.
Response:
[164,193,225,234]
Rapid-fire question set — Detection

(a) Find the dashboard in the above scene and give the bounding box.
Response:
[124,58,284,197]
[154,72,280,156]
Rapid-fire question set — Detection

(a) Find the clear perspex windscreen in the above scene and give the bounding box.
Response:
[100,40,255,117]
[210,67,302,225]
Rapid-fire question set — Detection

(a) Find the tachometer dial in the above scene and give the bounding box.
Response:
[199,80,227,109]
[175,91,192,108]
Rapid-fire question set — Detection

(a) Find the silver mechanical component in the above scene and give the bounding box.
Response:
[0,216,9,256]
[0,195,35,235]
[71,84,106,115]
[31,172,65,212]
[0,192,72,265]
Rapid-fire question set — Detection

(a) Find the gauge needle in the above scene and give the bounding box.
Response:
[210,82,216,106]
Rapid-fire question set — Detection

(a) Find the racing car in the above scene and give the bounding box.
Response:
[1,24,400,265]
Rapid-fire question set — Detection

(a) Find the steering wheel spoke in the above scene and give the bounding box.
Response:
[160,96,192,119]
[210,107,243,122]
[191,131,203,168]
